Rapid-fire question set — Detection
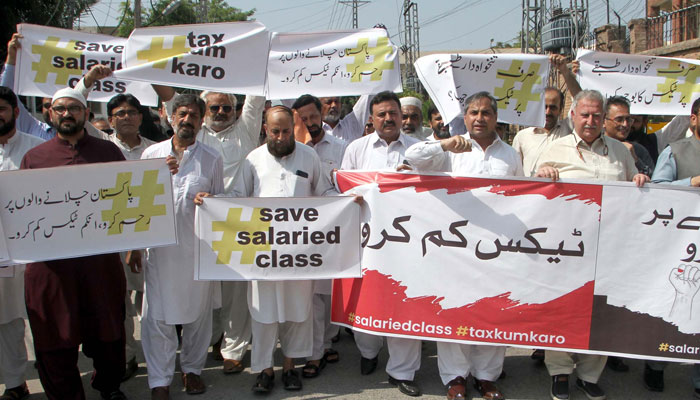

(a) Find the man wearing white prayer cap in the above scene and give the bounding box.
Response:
[400,97,432,141]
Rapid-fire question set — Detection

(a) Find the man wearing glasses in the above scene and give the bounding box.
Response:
[602,96,655,177]
[536,90,649,400]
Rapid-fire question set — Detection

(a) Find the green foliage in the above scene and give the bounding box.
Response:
[0,0,98,61]
[117,0,254,37]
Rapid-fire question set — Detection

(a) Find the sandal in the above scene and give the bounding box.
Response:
[302,361,322,378]
[323,348,340,364]
[251,371,274,393]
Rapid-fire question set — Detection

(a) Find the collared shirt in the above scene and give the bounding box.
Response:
[651,145,692,186]
[234,142,334,198]
[512,118,572,176]
[341,131,421,170]
[405,133,523,176]
[141,139,224,324]
[306,132,348,178]
[198,95,265,193]
[0,130,45,171]
[108,133,156,160]
[537,131,638,182]
[322,94,371,143]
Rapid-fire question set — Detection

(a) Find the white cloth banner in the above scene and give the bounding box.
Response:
[415,53,549,126]
[114,21,269,96]
[0,159,176,263]
[267,29,402,99]
[194,196,361,280]
[577,49,700,115]
[15,23,158,106]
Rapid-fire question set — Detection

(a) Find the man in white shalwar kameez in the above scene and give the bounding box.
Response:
[340,91,423,397]
[405,91,522,400]
[139,94,224,399]
[230,105,335,393]
[292,94,348,378]
[0,86,44,400]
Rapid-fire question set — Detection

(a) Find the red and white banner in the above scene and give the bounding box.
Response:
[331,171,700,362]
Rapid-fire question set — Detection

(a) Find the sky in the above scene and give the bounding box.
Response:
[81,0,647,51]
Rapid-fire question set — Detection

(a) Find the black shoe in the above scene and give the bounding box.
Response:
[695,388,700,398]
[360,356,378,375]
[606,356,629,372]
[100,389,128,400]
[551,375,569,400]
[643,363,664,392]
[282,369,302,391]
[575,378,606,400]
[388,376,421,397]
[531,349,545,361]
[251,371,274,393]
[121,357,138,382]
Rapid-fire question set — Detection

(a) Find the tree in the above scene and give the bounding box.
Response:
[0,0,99,61]
[117,0,254,37]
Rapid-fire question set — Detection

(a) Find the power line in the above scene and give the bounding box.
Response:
[254,0,328,16]
[424,3,520,48]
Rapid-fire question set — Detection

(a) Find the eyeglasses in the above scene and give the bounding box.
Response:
[112,109,140,118]
[209,105,233,113]
[606,116,634,125]
[576,140,608,161]
[52,105,84,115]
[42,103,52,109]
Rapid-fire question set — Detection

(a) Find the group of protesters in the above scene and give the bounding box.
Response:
[0,28,699,400]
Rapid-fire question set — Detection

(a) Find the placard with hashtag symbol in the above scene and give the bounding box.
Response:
[267,29,402,99]
[15,23,158,106]
[0,159,176,264]
[194,196,361,281]
[577,49,700,115]
[415,53,549,127]
[113,21,269,96]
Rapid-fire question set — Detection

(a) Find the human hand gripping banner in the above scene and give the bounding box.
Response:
[415,53,549,126]
[194,197,361,280]
[577,49,700,115]
[15,24,158,106]
[0,159,176,263]
[331,171,700,362]
[266,29,402,99]
[113,21,269,96]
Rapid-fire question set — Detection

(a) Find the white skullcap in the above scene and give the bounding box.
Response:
[400,96,422,109]
[52,88,87,107]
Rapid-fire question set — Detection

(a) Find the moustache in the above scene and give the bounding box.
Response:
[382,121,396,128]
[179,122,195,130]
[59,116,76,124]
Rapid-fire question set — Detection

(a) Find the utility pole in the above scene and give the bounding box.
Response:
[402,0,420,92]
[339,0,370,29]
[200,0,209,23]
[521,0,545,53]
[134,0,142,28]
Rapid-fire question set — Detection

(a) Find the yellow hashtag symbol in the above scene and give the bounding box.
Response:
[30,36,82,84]
[136,36,190,69]
[346,37,394,82]
[211,208,271,265]
[656,60,700,104]
[494,60,543,115]
[100,170,167,235]
[348,312,355,323]
[456,326,469,336]
[658,342,670,352]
